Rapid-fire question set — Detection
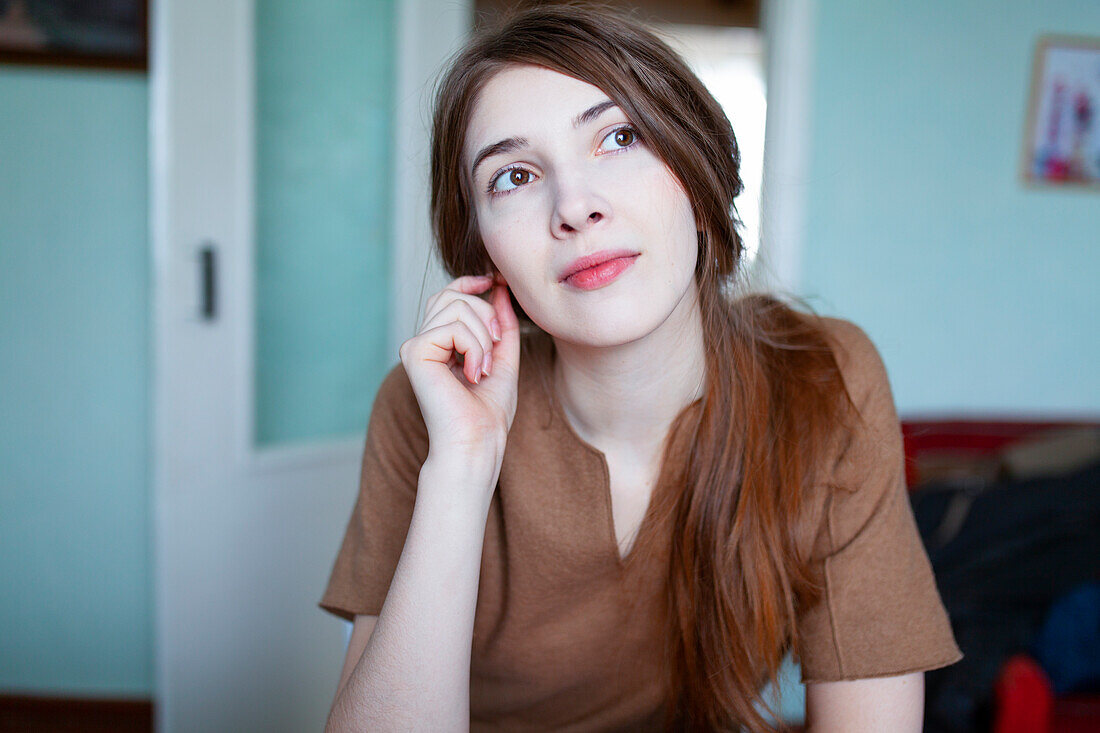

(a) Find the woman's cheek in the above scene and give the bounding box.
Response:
[482,231,529,290]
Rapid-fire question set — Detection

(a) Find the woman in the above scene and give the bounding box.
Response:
[320,4,962,731]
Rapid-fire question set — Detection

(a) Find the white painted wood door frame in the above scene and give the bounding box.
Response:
[150,0,471,730]
[760,0,815,296]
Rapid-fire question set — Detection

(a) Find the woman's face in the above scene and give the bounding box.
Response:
[464,64,701,347]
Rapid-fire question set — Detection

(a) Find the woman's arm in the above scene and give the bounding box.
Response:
[804,671,924,732]
[323,455,495,732]
[330,614,378,711]
[323,274,518,730]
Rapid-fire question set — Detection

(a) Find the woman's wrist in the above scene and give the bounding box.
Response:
[419,450,501,508]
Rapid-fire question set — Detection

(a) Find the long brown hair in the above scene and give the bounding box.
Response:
[429,3,858,730]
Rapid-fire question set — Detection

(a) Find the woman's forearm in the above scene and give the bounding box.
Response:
[325,455,496,732]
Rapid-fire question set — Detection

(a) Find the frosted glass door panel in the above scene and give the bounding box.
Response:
[255,0,395,447]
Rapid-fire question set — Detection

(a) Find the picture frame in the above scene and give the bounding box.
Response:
[1021,34,1100,189]
[0,0,148,72]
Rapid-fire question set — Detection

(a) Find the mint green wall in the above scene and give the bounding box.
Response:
[800,0,1100,415]
[0,67,152,695]
[0,0,398,698]
[255,0,395,447]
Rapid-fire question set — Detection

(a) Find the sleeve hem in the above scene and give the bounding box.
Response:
[801,649,964,684]
[318,600,384,623]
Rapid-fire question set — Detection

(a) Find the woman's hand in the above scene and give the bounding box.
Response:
[399,274,520,473]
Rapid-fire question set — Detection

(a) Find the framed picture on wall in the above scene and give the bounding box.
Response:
[0,0,148,71]
[1021,35,1100,189]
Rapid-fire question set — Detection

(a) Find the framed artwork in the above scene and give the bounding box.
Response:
[1021,35,1100,188]
[0,0,148,71]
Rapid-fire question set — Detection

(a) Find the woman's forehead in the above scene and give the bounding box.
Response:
[464,65,621,168]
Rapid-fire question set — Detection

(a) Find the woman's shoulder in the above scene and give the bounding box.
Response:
[732,294,889,401]
[809,317,903,479]
[814,316,893,410]
[817,316,885,374]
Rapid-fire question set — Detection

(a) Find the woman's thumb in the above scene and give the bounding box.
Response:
[490,282,520,369]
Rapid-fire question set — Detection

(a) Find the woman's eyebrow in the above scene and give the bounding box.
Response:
[572,99,617,129]
[470,137,529,183]
[469,99,619,181]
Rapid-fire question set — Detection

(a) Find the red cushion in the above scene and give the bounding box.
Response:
[899,419,1099,490]
[1051,694,1100,733]
[993,654,1052,733]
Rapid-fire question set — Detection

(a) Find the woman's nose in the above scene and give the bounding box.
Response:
[550,176,610,237]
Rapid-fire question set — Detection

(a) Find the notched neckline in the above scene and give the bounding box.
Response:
[542,363,655,570]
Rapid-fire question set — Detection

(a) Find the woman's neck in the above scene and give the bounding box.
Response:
[551,283,706,453]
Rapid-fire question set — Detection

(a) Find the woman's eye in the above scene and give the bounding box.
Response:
[485,126,640,198]
[599,126,639,152]
[488,167,535,196]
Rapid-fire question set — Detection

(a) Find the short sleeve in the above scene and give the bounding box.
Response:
[318,363,429,622]
[796,319,963,683]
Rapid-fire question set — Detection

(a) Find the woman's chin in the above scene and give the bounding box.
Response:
[541,313,667,349]
[520,284,688,348]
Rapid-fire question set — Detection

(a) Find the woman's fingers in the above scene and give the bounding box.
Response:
[423,275,494,322]
[451,273,495,293]
[491,279,518,331]
[405,319,487,385]
[423,294,497,340]
[419,275,502,375]
[424,274,497,322]
[420,300,496,376]
[489,282,520,372]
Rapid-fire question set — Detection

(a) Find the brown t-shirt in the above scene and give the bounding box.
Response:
[319,317,963,730]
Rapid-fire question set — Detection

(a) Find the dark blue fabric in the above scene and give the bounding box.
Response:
[910,459,1100,733]
[1031,581,1100,695]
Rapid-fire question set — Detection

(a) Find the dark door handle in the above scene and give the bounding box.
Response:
[199,243,217,321]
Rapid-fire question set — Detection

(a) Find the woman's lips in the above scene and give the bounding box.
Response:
[563,254,639,291]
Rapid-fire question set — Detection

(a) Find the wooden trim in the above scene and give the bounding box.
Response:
[0,693,153,732]
[0,0,149,72]
[0,49,147,72]
[474,0,760,29]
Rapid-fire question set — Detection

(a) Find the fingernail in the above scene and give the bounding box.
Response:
[491,318,501,341]
[483,352,492,377]
[472,367,480,384]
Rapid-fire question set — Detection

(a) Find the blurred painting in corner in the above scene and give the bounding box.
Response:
[1022,35,1100,189]
[0,0,147,71]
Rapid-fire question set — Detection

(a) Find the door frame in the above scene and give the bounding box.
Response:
[149,0,474,729]
[760,0,815,294]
